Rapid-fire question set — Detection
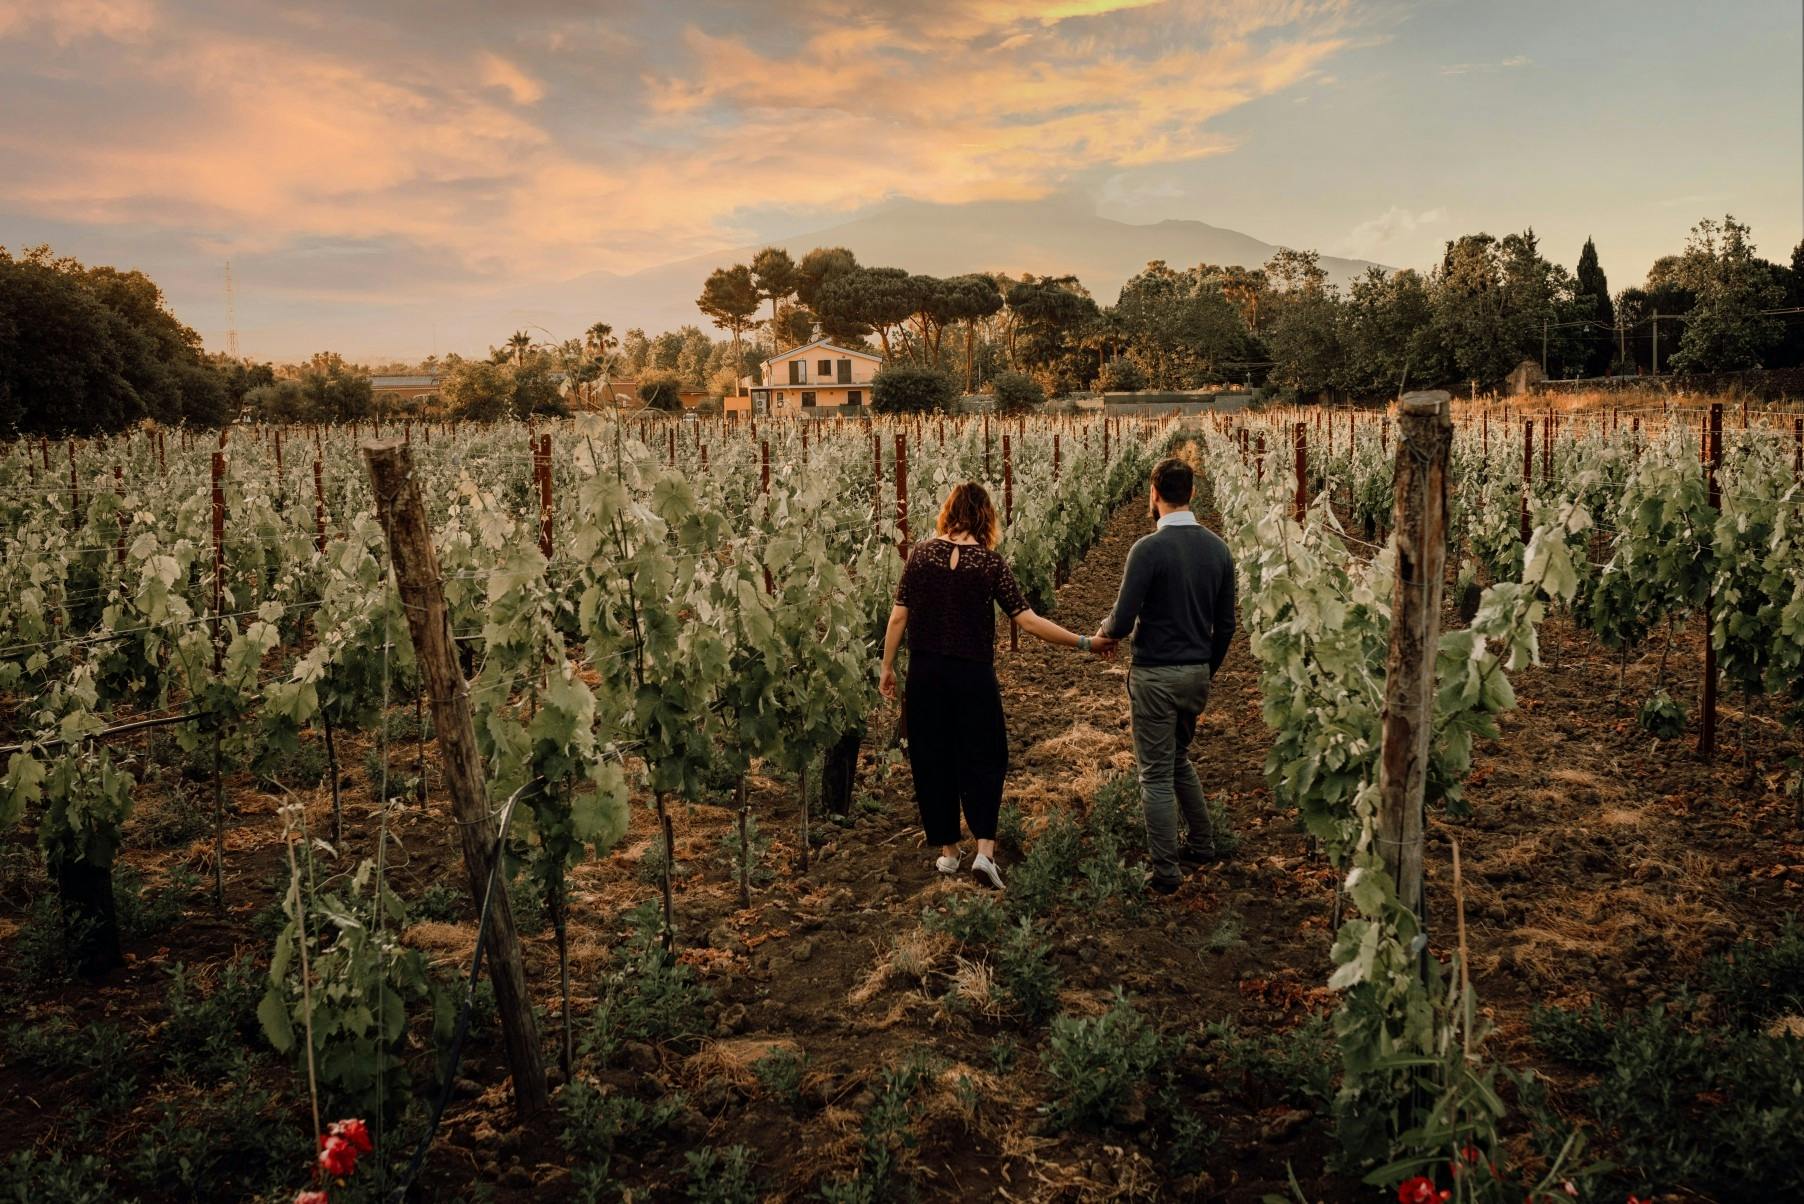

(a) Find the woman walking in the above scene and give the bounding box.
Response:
[879,482,1107,888]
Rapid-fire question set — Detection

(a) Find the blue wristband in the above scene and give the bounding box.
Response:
[1079,635,1091,652]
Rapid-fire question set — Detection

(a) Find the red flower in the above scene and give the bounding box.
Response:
[1398,1176,1451,1204]
[1627,1197,1651,1204]
[317,1134,359,1178]
[329,1118,373,1155]
[295,1193,329,1204]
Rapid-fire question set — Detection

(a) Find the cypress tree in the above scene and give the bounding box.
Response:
[1575,237,1615,375]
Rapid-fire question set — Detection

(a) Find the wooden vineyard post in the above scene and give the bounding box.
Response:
[1542,413,1552,481]
[1520,419,1533,545]
[895,433,910,561]
[113,466,127,564]
[1292,421,1307,523]
[363,441,551,1120]
[871,432,882,515]
[984,414,993,480]
[1377,391,1452,931]
[1004,434,1017,651]
[68,442,81,528]
[210,451,228,909]
[1700,402,1722,761]
[1794,418,1802,478]
[761,440,775,596]
[1254,433,1265,483]
[313,454,327,554]
[535,433,553,561]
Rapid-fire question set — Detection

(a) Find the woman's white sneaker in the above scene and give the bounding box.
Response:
[935,853,961,874]
[971,854,1004,890]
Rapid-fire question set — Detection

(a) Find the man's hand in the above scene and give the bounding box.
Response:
[1089,631,1119,659]
[879,664,898,699]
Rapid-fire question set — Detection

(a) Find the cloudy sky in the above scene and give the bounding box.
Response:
[1,0,1797,360]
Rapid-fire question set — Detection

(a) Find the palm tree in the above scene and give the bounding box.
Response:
[507,331,533,367]
[585,322,616,357]
[584,323,618,409]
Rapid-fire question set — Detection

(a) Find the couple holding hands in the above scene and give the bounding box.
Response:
[879,457,1237,894]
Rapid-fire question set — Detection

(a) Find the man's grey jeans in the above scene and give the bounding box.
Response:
[1127,662,1213,884]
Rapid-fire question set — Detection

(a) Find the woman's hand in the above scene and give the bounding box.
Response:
[879,663,897,700]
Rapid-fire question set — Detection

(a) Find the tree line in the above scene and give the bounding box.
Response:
[7,211,1799,435]
[695,215,1804,402]
[1,245,240,435]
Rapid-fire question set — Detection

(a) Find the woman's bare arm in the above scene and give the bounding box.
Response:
[879,604,908,697]
[1012,608,1085,649]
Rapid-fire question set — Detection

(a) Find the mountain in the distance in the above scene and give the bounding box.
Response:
[473,195,1388,344]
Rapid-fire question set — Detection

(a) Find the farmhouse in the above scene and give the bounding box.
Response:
[748,339,882,415]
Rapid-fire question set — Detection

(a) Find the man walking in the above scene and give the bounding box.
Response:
[1093,456,1236,894]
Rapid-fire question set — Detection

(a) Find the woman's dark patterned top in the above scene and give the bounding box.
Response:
[894,538,1029,663]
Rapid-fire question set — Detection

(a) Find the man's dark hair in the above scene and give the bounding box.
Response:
[1151,457,1194,506]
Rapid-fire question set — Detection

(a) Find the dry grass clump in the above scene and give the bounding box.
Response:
[403,921,476,962]
[849,925,950,1006]
[943,956,1004,1022]
[1024,722,1121,766]
[1767,1014,1804,1040]
[683,1036,801,1089]
[1498,884,1737,985]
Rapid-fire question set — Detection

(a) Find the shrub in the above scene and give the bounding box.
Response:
[561,1078,689,1201]
[114,863,186,942]
[920,891,1005,946]
[684,1145,759,1204]
[1042,991,1165,1130]
[1637,690,1686,738]
[752,1048,805,1107]
[995,918,1060,1024]
[818,1056,934,1203]
[1705,917,1804,1022]
[410,880,463,923]
[4,1148,114,1203]
[1532,993,1804,1198]
[1204,1015,1337,1106]
[128,1077,307,1200]
[1006,810,1083,919]
[580,903,712,1064]
[989,371,1045,414]
[1098,358,1147,392]
[3,1017,136,1111]
[995,804,1028,857]
[871,364,956,414]
[162,954,263,1080]
[639,372,683,412]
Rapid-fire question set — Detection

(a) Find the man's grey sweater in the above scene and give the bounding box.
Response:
[1100,515,1237,671]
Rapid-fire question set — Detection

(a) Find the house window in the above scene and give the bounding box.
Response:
[788,360,802,385]
[801,391,816,407]
[776,392,785,404]
[837,359,852,383]
[818,359,832,377]
[846,390,862,407]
